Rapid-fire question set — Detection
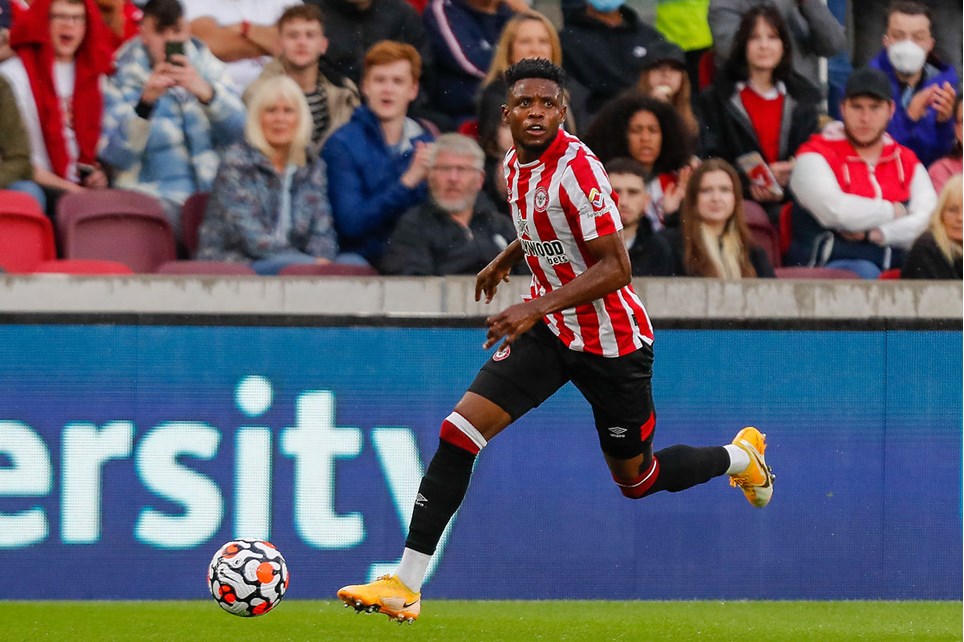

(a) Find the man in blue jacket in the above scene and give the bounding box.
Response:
[322,40,435,268]
[869,0,959,167]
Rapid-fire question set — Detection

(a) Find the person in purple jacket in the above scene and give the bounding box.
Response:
[869,0,959,167]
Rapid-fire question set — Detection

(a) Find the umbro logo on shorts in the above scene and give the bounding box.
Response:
[608,426,627,438]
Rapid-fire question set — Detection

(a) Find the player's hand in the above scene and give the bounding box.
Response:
[475,258,511,304]
[483,301,540,351]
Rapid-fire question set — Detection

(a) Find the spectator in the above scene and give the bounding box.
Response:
[699,4,820,225]
[305,0,443,128]
[197,76,339,275]
[381,133,516,275]
[605,156,673,276]
[654,0,712,90]
[476,77,512,215]
[94,0,141,52]
[788,67,937,278]
[869,0,959,167]
[0,0,113,215]
[477,12,577,137]
[0,0,14,63]
[583,91,693,230]
[306,0,429,86]
[184,0,301,92]
[928,95,962,193]
[709,0,847,91]
[655,157,775,277]
[561,0,666,123]
[901,175,962,279]
[99,0,245,241]
[322,40,435,268]
[636,38,698,142]
[423,0,512,125]
[243,4,360,154]
[0,73,45,208]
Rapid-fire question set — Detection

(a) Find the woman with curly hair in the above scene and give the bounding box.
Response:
[656,158,774,278]
[583,91,694,230]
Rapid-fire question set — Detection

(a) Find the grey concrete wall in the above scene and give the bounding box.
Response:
[0,275,959,320]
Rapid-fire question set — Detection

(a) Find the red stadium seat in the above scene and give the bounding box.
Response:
[778,202,793,257]
[878,268,902,280]
[774,266,860,279]
[57,190,176,273]
[180,192,209,258]
[277,263,379,276]
[155,260,257,275]
[33,259,134,274]
[698,49,716,90]
[0,190,56,272]
[743,200,781,268]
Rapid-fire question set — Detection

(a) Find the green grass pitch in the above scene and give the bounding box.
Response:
[3,600,960,641]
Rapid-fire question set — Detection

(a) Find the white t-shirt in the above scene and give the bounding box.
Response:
[184,0,303,91]
[0,56,79,181]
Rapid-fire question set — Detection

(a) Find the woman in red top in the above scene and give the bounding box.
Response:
[698,4,819,227]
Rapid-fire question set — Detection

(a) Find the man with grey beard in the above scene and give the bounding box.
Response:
[381,133,518,276]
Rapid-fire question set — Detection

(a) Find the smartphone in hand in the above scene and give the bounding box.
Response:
[164,40,185,65]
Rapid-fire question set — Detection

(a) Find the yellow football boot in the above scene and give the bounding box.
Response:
[338,574,421,624]
[729,426,775,508]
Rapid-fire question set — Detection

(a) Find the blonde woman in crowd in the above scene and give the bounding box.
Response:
[198,76,339,274]
[901,175,963,279]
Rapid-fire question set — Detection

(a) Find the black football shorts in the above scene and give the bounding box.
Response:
[468,322,655,459]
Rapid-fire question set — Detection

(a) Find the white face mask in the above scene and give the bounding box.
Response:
[887,39,927,75]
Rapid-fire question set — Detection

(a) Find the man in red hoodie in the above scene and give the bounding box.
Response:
[0,0,112,214]
[787,66,937,277]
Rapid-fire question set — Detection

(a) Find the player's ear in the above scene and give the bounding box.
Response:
[501,104,509,124]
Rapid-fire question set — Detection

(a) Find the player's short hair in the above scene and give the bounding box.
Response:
[885,0,932,27]
[504,58,566,94]
[277,4,325,31]
[605,157,648,182]
[430,133,485,170]
[141,0,183,29]
[364,40,422,83]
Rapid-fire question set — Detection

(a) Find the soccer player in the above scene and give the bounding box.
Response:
[337,58,775,624]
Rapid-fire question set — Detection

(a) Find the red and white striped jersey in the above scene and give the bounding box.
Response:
[504,129,654,357]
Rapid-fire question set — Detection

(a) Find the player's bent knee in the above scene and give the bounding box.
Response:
[439,412,487,455]
[612,457,660,499]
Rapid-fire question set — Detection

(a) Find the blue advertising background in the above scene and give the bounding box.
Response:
[0,324,959,600]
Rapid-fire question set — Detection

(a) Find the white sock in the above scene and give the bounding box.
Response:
[396,548,431,593]
[724,444,750,475]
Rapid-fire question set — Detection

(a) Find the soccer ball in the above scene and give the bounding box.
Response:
[208,539,289,616]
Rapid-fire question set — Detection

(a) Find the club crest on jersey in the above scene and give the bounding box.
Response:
[493,344,511,361]
[534,186,549,212]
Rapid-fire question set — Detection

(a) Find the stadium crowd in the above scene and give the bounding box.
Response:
[0,0,960,279]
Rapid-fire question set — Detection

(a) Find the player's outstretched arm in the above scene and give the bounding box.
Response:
[475,239,524,304]
[483,233,631,350]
